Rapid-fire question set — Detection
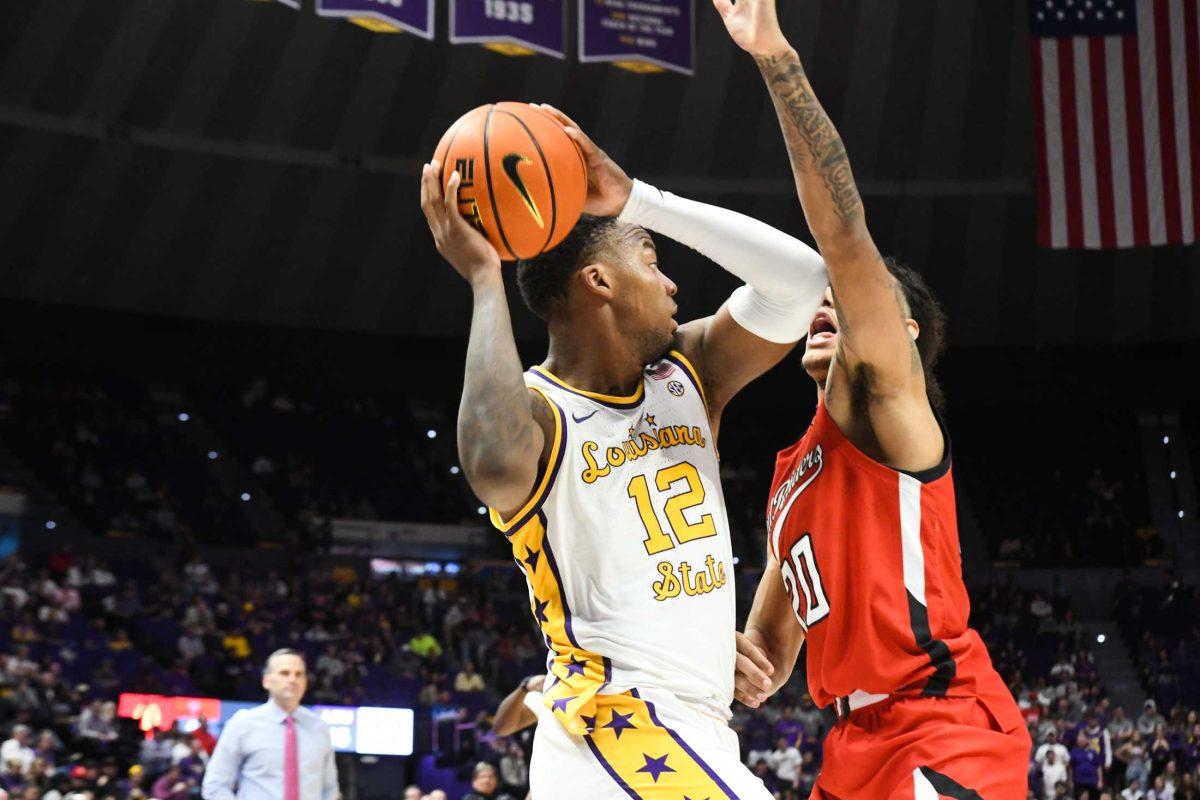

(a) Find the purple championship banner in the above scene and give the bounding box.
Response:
[316,0,436,39]
[451,0,566,58]
[578,0,694,74]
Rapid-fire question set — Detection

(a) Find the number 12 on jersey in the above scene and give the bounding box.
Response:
[626,462,718,556]
[779,534,830,630]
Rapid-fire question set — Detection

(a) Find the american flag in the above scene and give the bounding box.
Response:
[1029,0,1199,249]
[645,361,677,380]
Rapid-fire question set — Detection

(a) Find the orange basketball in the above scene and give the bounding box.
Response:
[433,102,587,261]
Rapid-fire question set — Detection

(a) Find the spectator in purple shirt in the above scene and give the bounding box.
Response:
[152,765,192,800]
[1071,730,1104,796]
[0,760,24,795]
[744,707,774,767]
[775,706,805,749]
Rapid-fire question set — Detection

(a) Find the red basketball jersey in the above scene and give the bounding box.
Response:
[766,402,1021,728]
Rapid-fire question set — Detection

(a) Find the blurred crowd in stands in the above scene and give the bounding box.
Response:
[1115,573,1200,727]
[2,538,1196,800]
[955,404,1156,568]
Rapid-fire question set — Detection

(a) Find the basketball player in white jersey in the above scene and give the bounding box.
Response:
[420,105,824,798]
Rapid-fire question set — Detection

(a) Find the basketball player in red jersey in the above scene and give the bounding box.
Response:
[714,1,1032,798]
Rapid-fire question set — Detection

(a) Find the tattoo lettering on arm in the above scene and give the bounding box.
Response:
[753,53,863,226]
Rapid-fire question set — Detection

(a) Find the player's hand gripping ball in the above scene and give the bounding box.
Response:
[433,102,587,261]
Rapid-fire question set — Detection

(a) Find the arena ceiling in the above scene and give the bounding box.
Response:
[0,0,1197,347]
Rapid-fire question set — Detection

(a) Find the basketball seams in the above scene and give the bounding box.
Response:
[496,108,558,256]
[482,105,518,261]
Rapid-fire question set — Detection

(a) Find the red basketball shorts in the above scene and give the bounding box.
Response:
[810,695,1032,800]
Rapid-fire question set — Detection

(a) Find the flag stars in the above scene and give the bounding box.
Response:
[550,695,575,714]
[565,655,587,677]
[636,753,675,783]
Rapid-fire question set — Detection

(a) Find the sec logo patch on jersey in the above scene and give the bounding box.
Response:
[668,381,685,397]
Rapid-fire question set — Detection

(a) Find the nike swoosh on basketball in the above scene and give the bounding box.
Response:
[572,410,599,423]
[501,153,545,229]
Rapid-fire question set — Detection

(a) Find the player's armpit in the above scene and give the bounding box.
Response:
[826,251,930,403]
[675,309,795,424]
[473,390,558,524]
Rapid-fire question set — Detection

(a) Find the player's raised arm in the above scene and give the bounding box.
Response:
[420,162,550,519]
[537,104,827,420]
[714,0,924,405]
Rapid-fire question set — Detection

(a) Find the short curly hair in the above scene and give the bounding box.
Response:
[515,215,622,320]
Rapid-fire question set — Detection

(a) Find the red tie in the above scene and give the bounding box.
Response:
[284,715,299,800]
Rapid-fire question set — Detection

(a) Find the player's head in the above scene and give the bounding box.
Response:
[801,257,947,410]
[518,215,679,365]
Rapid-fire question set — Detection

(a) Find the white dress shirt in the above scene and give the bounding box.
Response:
[201,701,337,800]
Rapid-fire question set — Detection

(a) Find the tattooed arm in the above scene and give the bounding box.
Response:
[420,161,550,518]
[753,50,922,391]
[715,0,942,471]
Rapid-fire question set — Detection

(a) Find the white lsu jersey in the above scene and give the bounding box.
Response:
[489,349,736,736]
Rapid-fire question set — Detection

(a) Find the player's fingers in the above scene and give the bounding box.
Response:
[735,651,773,693]
[537,103,603,158]
[735,632,776,679]
[442,169,463,222]
[536,103,582,131]
[419,164,446,231]
[559,125,602,162]
[733,676,766,707]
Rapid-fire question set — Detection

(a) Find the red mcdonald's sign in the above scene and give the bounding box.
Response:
[117,693,223,736]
